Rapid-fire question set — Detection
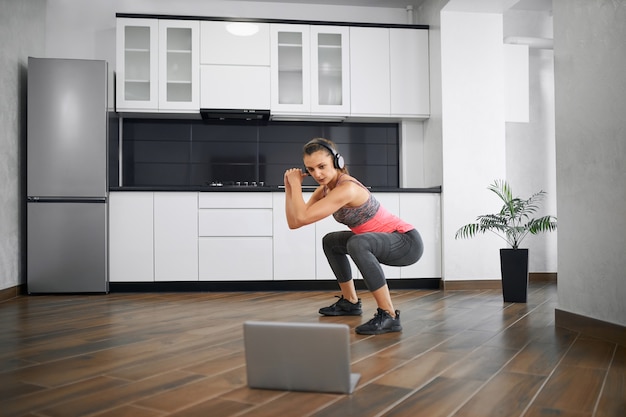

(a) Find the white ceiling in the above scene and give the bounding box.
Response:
[242,0,427,9]
[241,0,551,12]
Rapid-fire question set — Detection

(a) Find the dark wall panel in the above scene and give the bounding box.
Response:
[116,119,399,187]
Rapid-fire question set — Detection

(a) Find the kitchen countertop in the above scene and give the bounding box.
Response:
[109,185,442,193]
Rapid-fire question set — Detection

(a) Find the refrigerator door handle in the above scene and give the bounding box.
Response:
[27,197,107,203]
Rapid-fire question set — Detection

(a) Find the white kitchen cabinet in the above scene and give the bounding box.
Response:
[390,28,430,117]
[117,18,200,113]
[199,208,272,236]
[200,65,270,110]
[310,26,350,115]
[399,193,441,279]
[199,237,273,281]
[109,192,154,282]
[270,24,311,114]
[272,193,316,280]
[350,27,430,118]
[116,18,159,111]
[199,192,272,209]
[198,192,273,281]
[200,21,271,111]
[158,19,200,112]
[154,192,198,281]
[107,191,441,284]
[200,21,270,66]
[350,27,391,116]
[270,24,350,117]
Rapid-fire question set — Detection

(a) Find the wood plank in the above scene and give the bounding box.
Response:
[382,376,483,417]
[559,336,615,369]
[530,365,606,414]
[591,345,626,417]
[229,391,340,417]
[135,369,249,413]
[440,345,520,381]
[375,350,464,389]
[37,371,204,417]
[503,340,571,376]
[310,383,412,417]
[2,376,128,417]
[452,371,545,417]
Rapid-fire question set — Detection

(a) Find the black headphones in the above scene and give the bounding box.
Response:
[304,139,345,170]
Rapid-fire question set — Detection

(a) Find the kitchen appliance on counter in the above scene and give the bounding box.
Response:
[27,57,109,293]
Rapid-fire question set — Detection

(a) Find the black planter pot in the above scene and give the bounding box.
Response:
[499,248,529,303]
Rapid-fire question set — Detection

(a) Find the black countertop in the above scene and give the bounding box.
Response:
[109,185,442,193]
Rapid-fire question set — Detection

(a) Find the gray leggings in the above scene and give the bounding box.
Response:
[322,229,424,292]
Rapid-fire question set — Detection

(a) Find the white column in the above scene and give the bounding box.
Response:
[441,9,507,281]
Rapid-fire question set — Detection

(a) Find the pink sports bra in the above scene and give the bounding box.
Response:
[324,175,414,234]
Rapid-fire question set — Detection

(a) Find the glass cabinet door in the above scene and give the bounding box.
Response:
[158,20,199,112]
[116,18,158,111]
[311,26,350,114]
[270,24,311,113]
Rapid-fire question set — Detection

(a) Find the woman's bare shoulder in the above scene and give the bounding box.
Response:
[334,176,368,206]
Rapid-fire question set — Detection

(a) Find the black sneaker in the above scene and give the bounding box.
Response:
[355,308,402,335]
[319,296,362,316]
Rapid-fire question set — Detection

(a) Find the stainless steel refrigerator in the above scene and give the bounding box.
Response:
[27,57,108,293]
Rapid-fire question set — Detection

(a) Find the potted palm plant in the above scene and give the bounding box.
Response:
[455,180,557,302]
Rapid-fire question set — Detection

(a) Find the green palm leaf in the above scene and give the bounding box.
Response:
[455,180,557,249]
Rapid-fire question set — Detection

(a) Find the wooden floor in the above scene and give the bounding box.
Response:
[1,282,624,417]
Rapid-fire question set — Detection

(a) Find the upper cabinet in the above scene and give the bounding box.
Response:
[390,28,430,117]
[349,27,390,116]
[270,24,311,114]
[116,18,199,113]
[310,26,350,115]
[270,24,350,117]
[350,26,430,118]
[116,18,159,111]
[116,15,429,120]
[158,20,200,112]
[200,21,271,110]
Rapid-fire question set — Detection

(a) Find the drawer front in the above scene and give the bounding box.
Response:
[199,192,273,208]
[199,209,273,236]
[199,237,273,280]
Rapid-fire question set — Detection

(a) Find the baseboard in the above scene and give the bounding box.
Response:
[443,273,557,291]
[555,308,626,346]
[443,280,501,290]
[109,278,442,292]
[529,272,557,282]
[0,284,26,303]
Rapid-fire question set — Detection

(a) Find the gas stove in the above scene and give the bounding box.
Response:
[207,181,269,188]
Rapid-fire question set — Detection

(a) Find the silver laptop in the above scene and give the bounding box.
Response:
[243,321,361,394]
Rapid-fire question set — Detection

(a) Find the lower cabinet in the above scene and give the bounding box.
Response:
[199,237,273,280]
[272,193,316,280]
[109,191,441,283]
[198,193,273,280]
[154,192,198,281]
[109,192,154,282]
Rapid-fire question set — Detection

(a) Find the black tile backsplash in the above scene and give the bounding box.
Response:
[113,119,399,188]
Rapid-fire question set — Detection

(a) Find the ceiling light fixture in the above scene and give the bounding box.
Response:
[226,22,260,37]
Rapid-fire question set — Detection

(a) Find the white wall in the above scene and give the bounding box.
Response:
[428,0,557,282]
[554,0,626,327]
[440,9,507,281]
[504,8,557,273]
[0,0,46,291]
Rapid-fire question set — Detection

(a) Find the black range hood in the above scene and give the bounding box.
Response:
[200,108,270,122]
